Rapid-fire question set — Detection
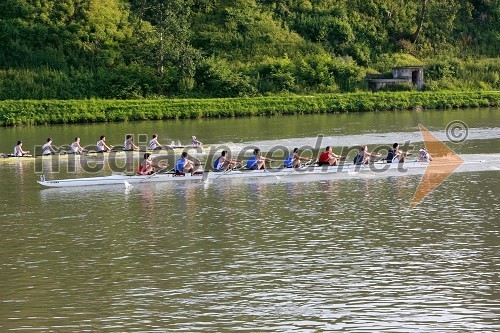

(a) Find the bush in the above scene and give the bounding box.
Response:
[378,82,416,92]
[195,58,257,97]
[1,91,498,126]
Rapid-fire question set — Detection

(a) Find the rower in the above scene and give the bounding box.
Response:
[71,137,85,154]
[191,135,202,147]
[245,148,271,170]
[353,145,378,165]
[386,143,406,163]
[149,134,162,150]
[97,135,112,152]
[418,148,432,162]
[318,146,342,166]
[175,152,195,174]
[124,134,139,151]
[42,138,56,155]
[138,153,154,175]
[284,148,312,168]
[214,150,240,171]
[138,153,165,175]
[14,140,30,157]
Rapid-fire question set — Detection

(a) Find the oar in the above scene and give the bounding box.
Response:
[6,154,34,158]
[215,162,243,179]
[36,151,65,157]
[204,162,242,182]
[266,159,284,169]
[373,155,387,163]
[125,164,171,188]
[301,159,316,167]
[141,165,171,181]
[276,159,316,179]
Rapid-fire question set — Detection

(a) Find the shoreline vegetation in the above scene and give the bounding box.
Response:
[0,91,499,127]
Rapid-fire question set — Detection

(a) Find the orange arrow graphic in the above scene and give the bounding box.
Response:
[409,124,464,209]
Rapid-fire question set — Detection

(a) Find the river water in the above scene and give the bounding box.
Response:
[0,108,499,331]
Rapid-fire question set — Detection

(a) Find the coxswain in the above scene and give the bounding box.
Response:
[284,148,312,168]
[191,135,202,147]
[418,148,432,162]
[14,140,30,156]
[318,146,342,166]
[97,135,112,152]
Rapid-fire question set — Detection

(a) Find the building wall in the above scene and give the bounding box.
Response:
[367,67,424,92]
[392,67,424,91]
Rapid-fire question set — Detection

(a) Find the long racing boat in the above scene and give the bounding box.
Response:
[37,154,500,188]
[37,160,438,188]
[1,145,212,163]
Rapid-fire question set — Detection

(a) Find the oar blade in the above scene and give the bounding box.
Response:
[202,171,210,182]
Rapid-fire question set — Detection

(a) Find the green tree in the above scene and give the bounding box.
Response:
[132,0,200,92]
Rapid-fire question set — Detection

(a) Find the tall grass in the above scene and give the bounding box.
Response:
[0,91,498,126]
[424,58,500,91]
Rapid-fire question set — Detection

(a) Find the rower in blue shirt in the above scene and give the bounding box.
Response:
[386,143,407,163]
[353,145,379,165]
[245,148,271,170]
[214,150,240,171]
[284,148,312,168]
[175,152,195,174]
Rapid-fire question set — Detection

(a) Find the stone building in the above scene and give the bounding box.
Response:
[367,66,424,92]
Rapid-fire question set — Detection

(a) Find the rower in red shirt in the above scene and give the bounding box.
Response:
[138,153,165,175]
[318,146,342,166]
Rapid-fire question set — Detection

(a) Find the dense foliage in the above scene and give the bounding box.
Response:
[1,91,498,126]
[0,0,498,99]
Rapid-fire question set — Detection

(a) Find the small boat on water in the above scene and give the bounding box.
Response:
[0,145,212,163]
[38,160,438,188]
[0,154,37,162]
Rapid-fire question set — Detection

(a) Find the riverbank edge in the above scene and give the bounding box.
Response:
[1,91,498,126]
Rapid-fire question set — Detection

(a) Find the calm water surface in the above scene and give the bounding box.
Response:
[0,108,499,331]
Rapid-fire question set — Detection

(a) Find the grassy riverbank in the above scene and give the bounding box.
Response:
[0,91,499,126]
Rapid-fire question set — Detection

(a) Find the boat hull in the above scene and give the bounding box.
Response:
[0,155,36,162]
[1,146,211,163]
[37,161,432,188]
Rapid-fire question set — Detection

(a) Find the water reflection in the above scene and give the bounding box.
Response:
[1,113,499,331]
[1,172,498,331]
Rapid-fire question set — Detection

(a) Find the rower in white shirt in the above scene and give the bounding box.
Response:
[418,148,432,162]
[42,138,56,155]
[71,137,85,154]
[14,140,30,156]
[124,134,139,151]
[191,135,202,147]
[149,134,162,150]
[97,135,111,152]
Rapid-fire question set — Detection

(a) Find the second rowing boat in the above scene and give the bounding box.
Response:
[0,146,212,163]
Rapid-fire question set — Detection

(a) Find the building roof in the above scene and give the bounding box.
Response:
[366,78,411,83]
[392,66,424,70]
